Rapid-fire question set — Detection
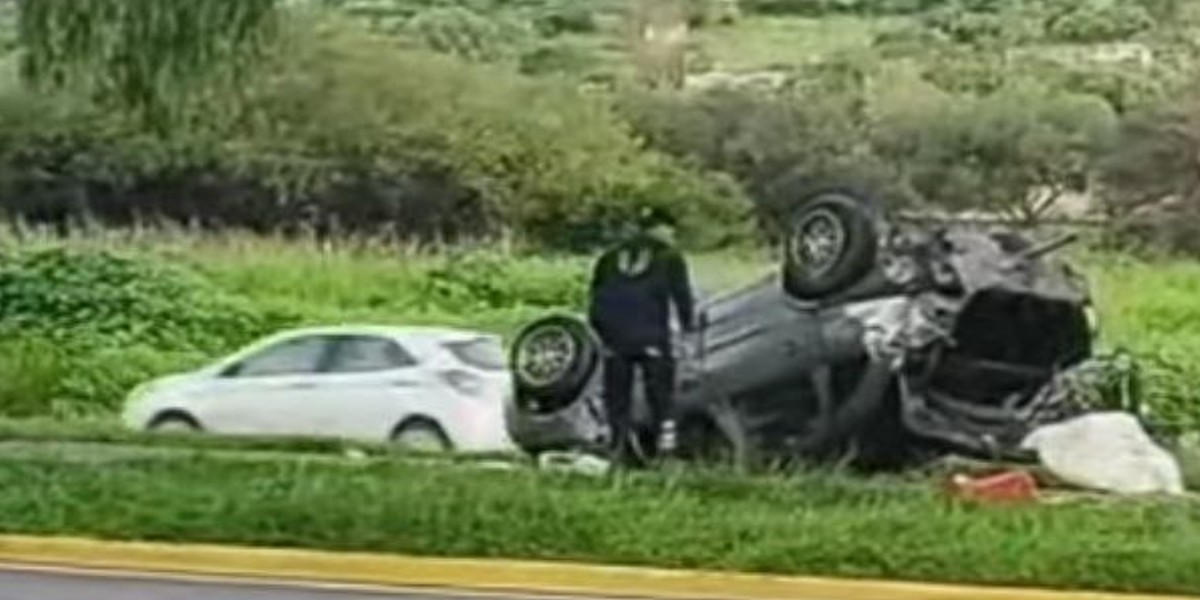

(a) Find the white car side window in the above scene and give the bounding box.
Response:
[231,336,330,377]
[327,336,416,373]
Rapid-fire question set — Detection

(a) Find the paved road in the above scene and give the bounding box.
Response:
[0,564,583,600]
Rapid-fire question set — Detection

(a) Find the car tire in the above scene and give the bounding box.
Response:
[782,189,879,300]
[147,412,202,433]
[391,419,453,453]
[510,313,599,414]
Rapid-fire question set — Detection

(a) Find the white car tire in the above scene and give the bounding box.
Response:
[391,421,452,453]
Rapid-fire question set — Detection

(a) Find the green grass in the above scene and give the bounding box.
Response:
[0,450,1197,594]
[0,417,518,462]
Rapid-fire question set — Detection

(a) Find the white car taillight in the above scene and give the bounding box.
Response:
[441,369,485,396]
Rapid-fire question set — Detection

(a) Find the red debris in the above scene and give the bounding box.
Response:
[943,470,1039,504]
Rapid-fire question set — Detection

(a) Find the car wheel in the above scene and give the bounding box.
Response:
[391,420,453,453]
[782,190,878,300]
[510,314,599,413]
[148,413,201,433]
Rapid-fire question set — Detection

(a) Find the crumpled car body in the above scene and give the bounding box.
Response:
[505,190,1125,470]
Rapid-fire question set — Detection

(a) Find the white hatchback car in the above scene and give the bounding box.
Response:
[121,325,517,452]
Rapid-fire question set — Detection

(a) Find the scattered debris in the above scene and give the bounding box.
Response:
[536,451,611,477]
[944,470,1039,504]
[1020,412,1185,496]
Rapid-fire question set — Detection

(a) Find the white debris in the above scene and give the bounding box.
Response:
[1020,412,1185,495]
[536,451,611,477]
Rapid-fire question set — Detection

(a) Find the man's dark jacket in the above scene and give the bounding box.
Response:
[588,233,695,355]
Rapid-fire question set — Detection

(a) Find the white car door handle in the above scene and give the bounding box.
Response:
[286,382,317,389]
[391,380,417,387]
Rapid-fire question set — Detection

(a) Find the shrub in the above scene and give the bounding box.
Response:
[742,0,949,17]
[1095,91,1200,256]
[0,11,748,251]
[919,4,1041,47]
[0,247,286,353]
[874,82,1118,222]
[0,247,291,414]
[617,57,892,227]
[402,6,533,62]
[1044,2,1156,44]
[531,3,598,36]
[518,41,606,76]
[419,252,587,313]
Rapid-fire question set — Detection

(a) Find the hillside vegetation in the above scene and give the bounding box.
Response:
[0,447,1198,595]
[1,0,1200,251]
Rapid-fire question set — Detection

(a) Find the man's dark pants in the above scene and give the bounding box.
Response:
[602,344,674,468]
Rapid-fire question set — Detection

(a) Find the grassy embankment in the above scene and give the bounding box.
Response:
[0,444,1198,595]
[0,231,1197,593]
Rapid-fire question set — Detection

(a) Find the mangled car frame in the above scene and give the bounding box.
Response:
[504,189,1128,470]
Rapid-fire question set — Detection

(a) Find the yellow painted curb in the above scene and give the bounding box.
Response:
[0,534,1194,600]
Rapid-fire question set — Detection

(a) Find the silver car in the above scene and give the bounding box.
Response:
[505,189,1130,470]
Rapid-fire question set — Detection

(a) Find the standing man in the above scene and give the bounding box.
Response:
[588,206,695,468]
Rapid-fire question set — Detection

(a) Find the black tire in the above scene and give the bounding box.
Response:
[509,313,599,414]
[391,419,453,452]
[147,412,202,433]
[782,190,879,300]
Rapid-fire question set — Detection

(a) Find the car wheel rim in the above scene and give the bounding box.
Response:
[516,325,577,387]
[394,428,447,452]
[789,207,847,278]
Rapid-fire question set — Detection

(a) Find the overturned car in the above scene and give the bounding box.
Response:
[504,189,1129,470]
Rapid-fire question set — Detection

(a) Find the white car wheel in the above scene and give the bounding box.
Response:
[392,422,452,452]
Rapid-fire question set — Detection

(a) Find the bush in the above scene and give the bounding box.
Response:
[874,82,1117,221]
[402,6,533,62]
[518,41,606,76]
[419,252,587,313]
[0,247,291,414]
[742,0,949,17]
[617,58,895,230]
[0,11,748,251]
[0,247,285,353]
[1044,1,1156,44]
[1095,91,1200,255]
[919,4,1042,47]
[531,3,599,35]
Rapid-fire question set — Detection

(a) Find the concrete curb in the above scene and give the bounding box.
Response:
[0,534,1194,600]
